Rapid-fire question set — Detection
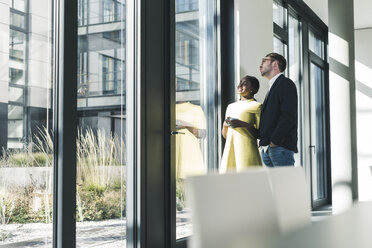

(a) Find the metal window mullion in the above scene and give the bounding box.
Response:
[53,0,78,247]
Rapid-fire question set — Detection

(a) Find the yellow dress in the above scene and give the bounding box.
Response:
[176,102,206,179]
[220,99,262,173]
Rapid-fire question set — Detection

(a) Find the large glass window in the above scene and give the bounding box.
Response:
[273,1,329,208]
[174,0,218,240]
[76,0,127,246]
[1,0,54,246]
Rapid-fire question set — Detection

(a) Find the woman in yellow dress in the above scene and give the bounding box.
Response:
[220,75,262,173]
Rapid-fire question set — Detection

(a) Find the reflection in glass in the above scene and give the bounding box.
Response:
[76,0,127,246]
[175,0,217,239]
[1,0,54,246]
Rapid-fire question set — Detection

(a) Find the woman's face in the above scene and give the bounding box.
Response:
[237,79,253,98]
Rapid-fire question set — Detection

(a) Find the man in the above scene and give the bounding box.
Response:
[259,52,298,166]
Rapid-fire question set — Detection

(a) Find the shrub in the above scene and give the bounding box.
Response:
[77,182,125,221]
[8,153,29,167]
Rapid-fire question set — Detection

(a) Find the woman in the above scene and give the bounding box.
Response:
[220,75,262,173]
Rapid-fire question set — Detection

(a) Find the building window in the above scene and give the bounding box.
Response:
[102,54,121,94]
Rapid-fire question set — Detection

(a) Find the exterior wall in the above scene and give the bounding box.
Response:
[0,0,9,152]
[0,0,9,104]
[28,0,52,109]
[235,0,273,103]
[355,28,372,201]
[328,0,357,213]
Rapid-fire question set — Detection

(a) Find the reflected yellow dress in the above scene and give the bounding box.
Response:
[176,102,206,179]
[220,99,262,173]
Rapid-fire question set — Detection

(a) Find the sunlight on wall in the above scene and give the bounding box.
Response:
[235,8,240,98]
[329,71,352,214]
[329,32,349,67]
[355,61,372,89]
[355,60,372,201]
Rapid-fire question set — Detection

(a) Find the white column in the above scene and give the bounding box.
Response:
[235,0,273,103]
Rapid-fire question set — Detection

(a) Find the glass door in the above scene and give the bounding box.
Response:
[309,60,326,202]
[307,28,328,206]
[174,0,218,241]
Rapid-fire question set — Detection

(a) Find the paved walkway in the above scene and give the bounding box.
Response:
[0,219,126,248]
[0,212,192,247]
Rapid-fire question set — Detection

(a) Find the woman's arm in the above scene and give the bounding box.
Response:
[221,120,229,139]
[228,119,259,139]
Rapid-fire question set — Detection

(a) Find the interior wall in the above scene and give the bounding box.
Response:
[328,0,357,214]
[355,28,372,201]
[303,0,328,25]
[234,0,273,103]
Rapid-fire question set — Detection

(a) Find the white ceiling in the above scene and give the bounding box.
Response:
[354,0,372,29]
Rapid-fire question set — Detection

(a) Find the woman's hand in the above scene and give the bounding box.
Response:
[226,117,259,139]
[227,118,245,128]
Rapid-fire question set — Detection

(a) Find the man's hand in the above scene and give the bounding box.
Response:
[269,142,278,147]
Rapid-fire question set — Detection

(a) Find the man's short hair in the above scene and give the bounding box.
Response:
[266,52,286,72]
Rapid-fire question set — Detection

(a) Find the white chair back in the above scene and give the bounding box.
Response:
[186,168,280,248]
[266,166,311,233]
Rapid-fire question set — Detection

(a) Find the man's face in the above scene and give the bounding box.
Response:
[259,57,273,77]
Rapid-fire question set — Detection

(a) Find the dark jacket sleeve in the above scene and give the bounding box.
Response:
[270,80,298,145]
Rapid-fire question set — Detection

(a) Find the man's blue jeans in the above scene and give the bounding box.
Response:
[261,146,295,167]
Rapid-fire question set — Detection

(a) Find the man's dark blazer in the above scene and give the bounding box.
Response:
[259,74,298,153]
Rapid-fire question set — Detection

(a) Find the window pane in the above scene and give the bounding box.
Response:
[309,30,324,59]
[1,0,54,246]
[175,0,217,239]
[76,0,127,246]
[310,63,325,200]
[10,12,25,29]
[273,37,288,67]
[8,86,24,103]
[9,68,24,85]
[176,0,198,13]
[9,30,26,63]
[288,15,303,166]
[12,0,26,12]
[273,1,286,28]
